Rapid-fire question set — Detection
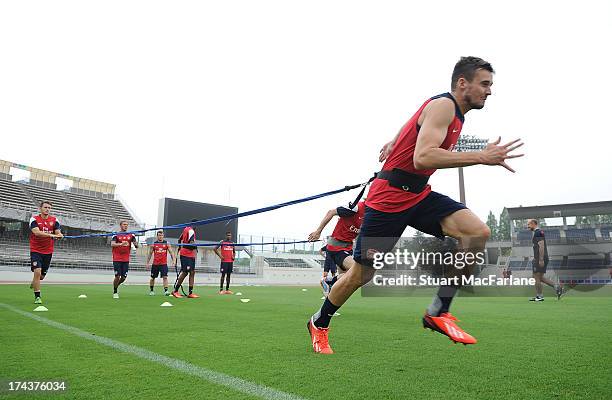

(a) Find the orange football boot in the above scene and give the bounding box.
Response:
[306,318,334,354]
[423,312,477,345]
[439,312,460,321]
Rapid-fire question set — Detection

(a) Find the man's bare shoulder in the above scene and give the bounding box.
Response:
[420,97,455,124]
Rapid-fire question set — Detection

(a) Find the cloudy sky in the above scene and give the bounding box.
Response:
[2,1,611,240]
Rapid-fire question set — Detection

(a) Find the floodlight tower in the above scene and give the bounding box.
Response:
[454,135,489,206]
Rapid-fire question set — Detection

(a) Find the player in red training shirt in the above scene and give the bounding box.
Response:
[29,201,63,304]
[308,201,366,295]
[146,230,176,296]
[111,220,139,299]
[307,57,524,354]
[172,220,199,299]
[214,231,236,294]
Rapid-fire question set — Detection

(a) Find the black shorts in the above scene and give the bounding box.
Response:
[180,256,196,273]
[323,253,337,274]
[532,260,549,274]
[220,262,233,274]
[324,249,352,272]
[354,191,467,267]
[31,252,52,276]
[113,261,130,278]
[151,264,169,278]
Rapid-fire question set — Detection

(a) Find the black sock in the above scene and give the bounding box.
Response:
[34,291,40,299]
[164,287,168,292]
[427,285,459,316]
[226,274,231,290]
[439,291,455,314]
[189,286,193,294]
[150,285,153,291]
[220,274,225,290]
[113,287,118,294]
[312,298,340,328]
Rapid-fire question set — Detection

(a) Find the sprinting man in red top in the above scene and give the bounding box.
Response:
[29,201,63,304]
[307,56,524,353]
[111,220,139,299]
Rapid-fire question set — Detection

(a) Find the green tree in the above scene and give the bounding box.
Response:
[406,230,426,252]
[486,211,498,240]
[498,208,511,241]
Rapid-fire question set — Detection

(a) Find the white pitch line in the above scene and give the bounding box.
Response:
[0,303,307,400]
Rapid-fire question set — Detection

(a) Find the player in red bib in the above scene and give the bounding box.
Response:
[29,201,63,304]
[307,57,524,353]
[111,220,139,299]
[308,201,366,295]
[172,220,199,298]
[146,230,176,296]
[318,245,336,297]
[214,231,236,294]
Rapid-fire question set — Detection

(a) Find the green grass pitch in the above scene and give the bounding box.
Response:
[1,285,611,399]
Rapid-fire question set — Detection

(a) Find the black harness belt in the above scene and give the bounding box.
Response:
[376,169,430,193]
[327,237,353,248]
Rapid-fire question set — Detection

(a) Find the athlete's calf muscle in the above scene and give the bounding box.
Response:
[328,263,375,307]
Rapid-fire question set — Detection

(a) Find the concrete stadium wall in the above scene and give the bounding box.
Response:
[0,265,324,286]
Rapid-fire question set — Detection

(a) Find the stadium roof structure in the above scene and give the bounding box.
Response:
[0,159,115,194]
[0,159,140,231]
[506,201,612,220]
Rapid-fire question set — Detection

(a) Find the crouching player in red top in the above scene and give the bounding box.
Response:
[29,201,63,304]
[307,57,524,353]
[111,220,139,299]
[308,200,366,296]
[215,231,236,294]
[146,230,176,296]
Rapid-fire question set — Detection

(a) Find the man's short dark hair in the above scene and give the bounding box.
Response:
[529,219,538,226]
[226,231,231,234]
[451,56,494,90]
[157,230,163,235]
[40,201,52,207]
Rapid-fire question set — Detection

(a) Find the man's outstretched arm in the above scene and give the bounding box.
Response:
[308,209,338,241]
[414,98,524,172]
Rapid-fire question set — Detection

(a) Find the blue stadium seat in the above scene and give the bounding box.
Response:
[517,230,532,241]
[565,228,596,242]
[544,229,561,240]
[567,258,604,268]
